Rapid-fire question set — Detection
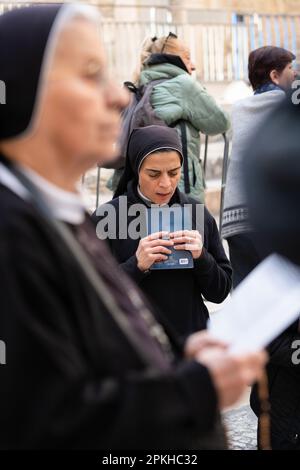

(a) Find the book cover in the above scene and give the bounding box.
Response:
[146,205,194,270]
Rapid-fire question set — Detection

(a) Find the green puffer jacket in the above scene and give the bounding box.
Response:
[139,61,230,202]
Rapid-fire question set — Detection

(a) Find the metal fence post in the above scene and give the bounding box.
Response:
[219,132,229,235]
[95,165,101,209]
[202,134,209,178]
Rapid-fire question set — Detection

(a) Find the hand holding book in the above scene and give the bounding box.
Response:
[170,229,203,260]
[136,231,174,272]
[145,206,196,270]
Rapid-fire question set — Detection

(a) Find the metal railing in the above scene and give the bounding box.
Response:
[201,133,229,231]
[101,16,300,83]
[1,3,300,83]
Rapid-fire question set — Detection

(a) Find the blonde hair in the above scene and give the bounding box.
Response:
[133,34,187,83]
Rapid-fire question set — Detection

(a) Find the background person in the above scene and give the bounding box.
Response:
[222,46,297,287]
[108,33,230,201]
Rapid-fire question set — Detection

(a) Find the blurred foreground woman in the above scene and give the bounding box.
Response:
[0,4,265,449]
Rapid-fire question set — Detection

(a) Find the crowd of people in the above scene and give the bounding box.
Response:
[0,3,299,451]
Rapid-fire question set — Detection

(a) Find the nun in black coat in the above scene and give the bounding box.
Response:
[93,126,232,339]
[0,3,265,451]
[0,4,219,449]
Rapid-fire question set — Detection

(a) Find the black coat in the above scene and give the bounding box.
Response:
[0,183,219,449]
[251,321,300,450]
[93,184,232,338]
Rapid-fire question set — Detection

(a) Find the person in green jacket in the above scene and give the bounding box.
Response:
[109,33,230,202]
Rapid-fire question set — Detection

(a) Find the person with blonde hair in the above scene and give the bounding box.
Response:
[134,32,196,80]
[110,32,230,202]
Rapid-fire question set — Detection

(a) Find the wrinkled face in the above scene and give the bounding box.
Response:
[180,46,196,75]
[39,18,128,171]
[271,62,297,90]
[138,151,182,204]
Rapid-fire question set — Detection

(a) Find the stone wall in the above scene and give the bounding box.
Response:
[9,1,300,20]
[170,0,300,15]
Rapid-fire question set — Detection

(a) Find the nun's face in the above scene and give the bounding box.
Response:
[39,19,128,171]
[139,151,181,204]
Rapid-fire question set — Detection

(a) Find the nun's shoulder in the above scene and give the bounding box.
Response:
[91,196,124,222]
[177,191,203,209]
[0,184,50,250]
[0,183,34,224]
[177,191,216,230]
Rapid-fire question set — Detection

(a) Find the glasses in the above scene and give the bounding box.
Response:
[161,32,177,54]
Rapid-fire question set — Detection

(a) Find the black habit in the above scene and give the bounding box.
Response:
[93,183,232,338]
[0,179,218,449]
[0,5,219,449]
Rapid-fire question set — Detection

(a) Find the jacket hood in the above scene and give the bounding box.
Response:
[146,53,189,73]
[139,60,187,86]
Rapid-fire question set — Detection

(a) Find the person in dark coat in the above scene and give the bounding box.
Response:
[222,46,297,288]
[0,4,266,450]
[243,96,300,449]
[93,125,232,339]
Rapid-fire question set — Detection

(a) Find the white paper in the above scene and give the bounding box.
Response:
[208,254,300,354]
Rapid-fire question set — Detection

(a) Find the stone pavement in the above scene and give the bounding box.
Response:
[223,405,258,450]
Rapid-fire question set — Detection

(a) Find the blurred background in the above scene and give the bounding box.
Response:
[1,0,299,215]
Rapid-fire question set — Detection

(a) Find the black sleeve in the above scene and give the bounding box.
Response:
[193,209,232,303]
[0,217,218,449]
[92,202,149,284]
[120,254,151,284]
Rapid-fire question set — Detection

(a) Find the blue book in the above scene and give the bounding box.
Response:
[146,205,194,270]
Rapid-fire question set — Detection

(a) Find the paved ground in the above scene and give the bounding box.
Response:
[223,405,258,450]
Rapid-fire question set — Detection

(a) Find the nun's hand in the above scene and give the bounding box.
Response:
[136,231,174,272]
[170,230,203,259]
[185,330,228,359]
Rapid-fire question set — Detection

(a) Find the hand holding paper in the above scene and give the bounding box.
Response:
[208,254,300,355]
